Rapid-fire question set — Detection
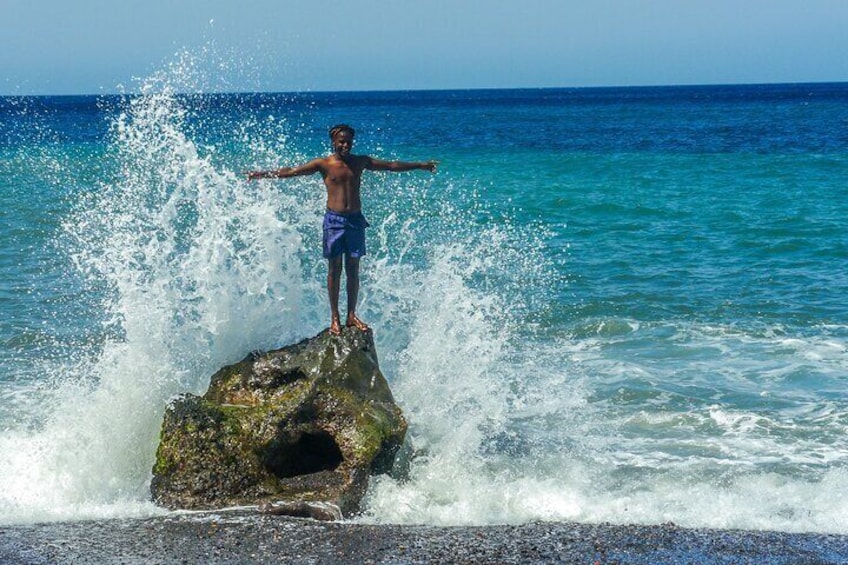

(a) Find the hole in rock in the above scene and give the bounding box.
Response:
[264,431,344,478]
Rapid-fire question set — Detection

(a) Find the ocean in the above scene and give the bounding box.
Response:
[1,63,847,533]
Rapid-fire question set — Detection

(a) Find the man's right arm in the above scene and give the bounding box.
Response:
[246,159,324,180]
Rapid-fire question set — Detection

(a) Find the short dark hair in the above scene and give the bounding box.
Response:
[329,124,355,140]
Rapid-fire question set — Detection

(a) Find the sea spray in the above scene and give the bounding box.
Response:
[358,172,583,525]
[0,76,324,524]
[0,51,564,525]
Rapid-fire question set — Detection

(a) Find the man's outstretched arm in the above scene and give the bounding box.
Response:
[366,157,438,173]
[246,159,324,180]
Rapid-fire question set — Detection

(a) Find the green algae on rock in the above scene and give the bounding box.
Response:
[150,327,407,517]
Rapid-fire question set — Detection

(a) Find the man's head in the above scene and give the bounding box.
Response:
[329,124,355,157]
[329,124,355,140]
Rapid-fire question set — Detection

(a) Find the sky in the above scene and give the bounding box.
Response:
[3,0,847,95]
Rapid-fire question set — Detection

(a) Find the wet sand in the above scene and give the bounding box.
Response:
[1,509,847,564]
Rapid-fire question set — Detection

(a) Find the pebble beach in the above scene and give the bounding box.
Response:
[2,509,848,564]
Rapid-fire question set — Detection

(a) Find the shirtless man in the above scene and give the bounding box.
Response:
[247,124,437,336]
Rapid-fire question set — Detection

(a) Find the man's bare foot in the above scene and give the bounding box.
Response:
[346,314,369,332]
[329,317,342,336]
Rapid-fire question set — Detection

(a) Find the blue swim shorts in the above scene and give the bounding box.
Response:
[322,209,370,259]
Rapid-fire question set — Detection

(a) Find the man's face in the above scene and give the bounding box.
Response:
[332,131,354,157]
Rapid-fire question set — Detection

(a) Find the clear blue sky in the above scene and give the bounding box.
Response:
[3,0,847,95]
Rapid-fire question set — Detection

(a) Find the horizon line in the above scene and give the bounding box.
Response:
[3,79,847,99]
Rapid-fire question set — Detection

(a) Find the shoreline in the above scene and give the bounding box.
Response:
[2,510,847,564]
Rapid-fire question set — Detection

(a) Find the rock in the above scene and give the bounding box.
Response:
[150,327,407,517]
[259,500,343,521]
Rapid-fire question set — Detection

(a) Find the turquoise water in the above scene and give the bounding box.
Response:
[1,62,847,531]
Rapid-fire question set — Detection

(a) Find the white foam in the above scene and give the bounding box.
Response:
[0,62,322,525]
[361,315,848,532]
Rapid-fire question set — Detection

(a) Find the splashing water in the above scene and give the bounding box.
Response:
[0,52,560,526]
[0,69,325,524]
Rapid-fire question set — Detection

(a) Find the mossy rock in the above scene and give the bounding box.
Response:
[150,327,407,516]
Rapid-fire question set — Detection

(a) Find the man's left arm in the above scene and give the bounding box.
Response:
[365,157,438,173]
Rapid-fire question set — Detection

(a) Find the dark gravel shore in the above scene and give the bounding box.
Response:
[1,509,847,564]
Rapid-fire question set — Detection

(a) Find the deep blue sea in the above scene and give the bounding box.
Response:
[1,67,847,531]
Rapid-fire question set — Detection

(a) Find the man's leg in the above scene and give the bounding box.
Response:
[344,255,368,331]
[327,256,343,335]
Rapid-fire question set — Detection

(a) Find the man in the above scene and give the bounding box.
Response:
[247,124,437,336]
